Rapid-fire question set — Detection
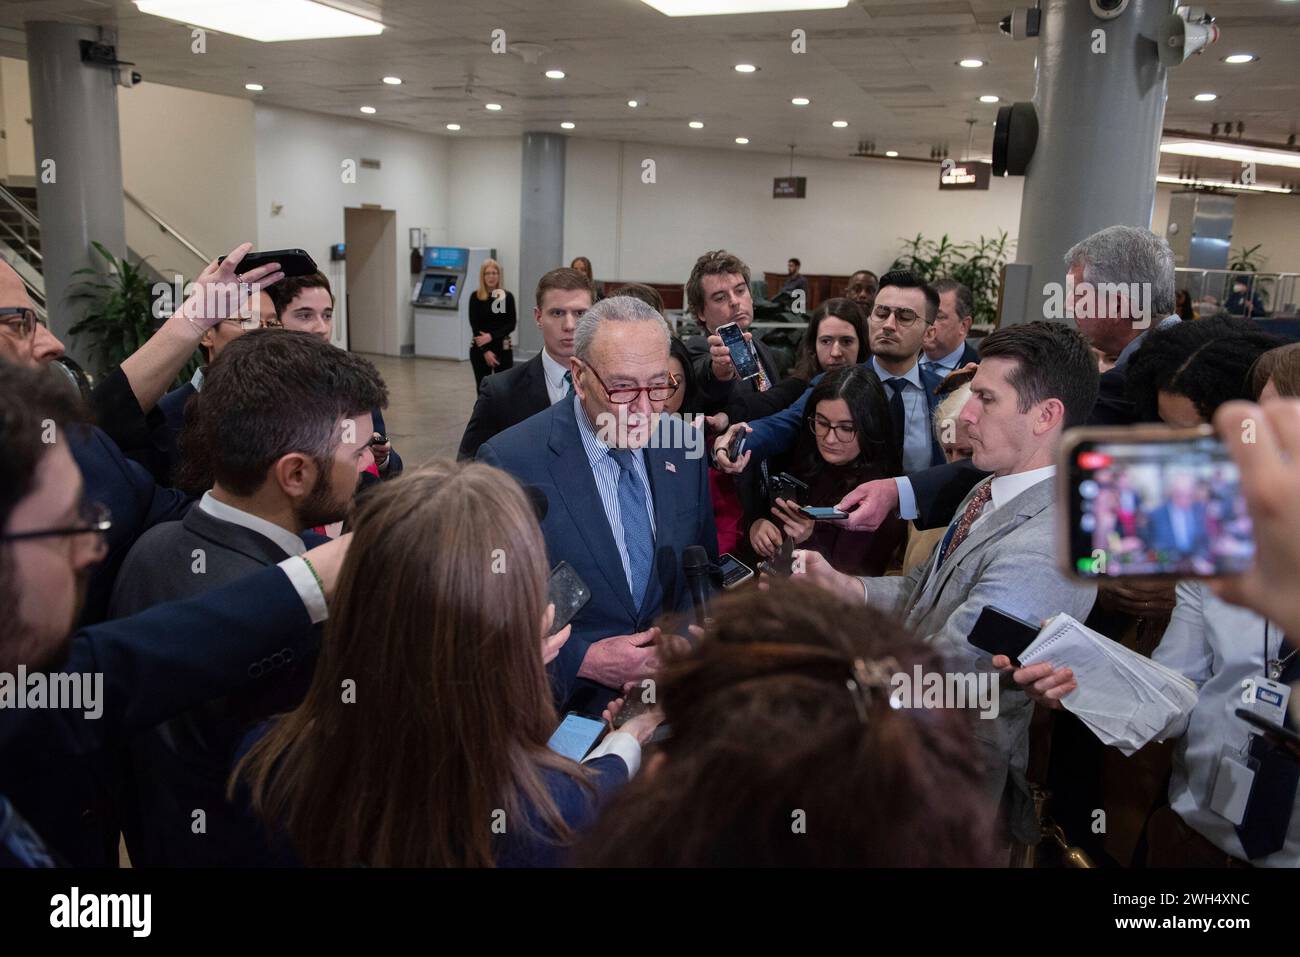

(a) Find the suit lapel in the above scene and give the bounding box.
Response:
[525,353,550,414]
[183,506,294,566]
[547,400,639,618]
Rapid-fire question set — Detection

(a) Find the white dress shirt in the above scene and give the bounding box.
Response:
[541,349,572,405]
[872,356,931,475]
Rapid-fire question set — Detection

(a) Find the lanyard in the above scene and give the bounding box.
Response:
[1264,623,1299,682]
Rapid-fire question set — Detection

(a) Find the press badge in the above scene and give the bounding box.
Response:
[1210,751,1256,825]
[1243,677,1292,730]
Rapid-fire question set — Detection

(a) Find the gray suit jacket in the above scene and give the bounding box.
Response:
[862,476,1096,837]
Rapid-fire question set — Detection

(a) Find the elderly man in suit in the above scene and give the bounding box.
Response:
[799,321,1099,835]
[478,296,718,713]
[108,330,385,866]
[923,279,981,375]
[458,267,594,460]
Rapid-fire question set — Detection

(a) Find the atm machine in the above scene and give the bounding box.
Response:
[412,246,496,359]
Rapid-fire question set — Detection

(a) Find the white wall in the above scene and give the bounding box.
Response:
[563,138,1025,288]
[0,57,34,181]
[447,136,523,302]
[1234,194,1300,274]
[254,104,450,354]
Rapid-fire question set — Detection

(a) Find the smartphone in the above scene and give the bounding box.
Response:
[800,506,848,521]
[726,429,748,462]
[717,321,760,381]
[1235,708,1300,755]
[757,534,797,578]
[1059,425,1255,581]
[769,471,809,504]
[546,712,606,761]
[217,248,318,278]
[717,552,755,588]
[546,561,591,635]
[967,605,1041,665]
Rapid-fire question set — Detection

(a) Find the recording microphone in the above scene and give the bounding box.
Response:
[683,545,711,627]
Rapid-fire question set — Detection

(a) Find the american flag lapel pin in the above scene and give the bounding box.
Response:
[664,461,676,474]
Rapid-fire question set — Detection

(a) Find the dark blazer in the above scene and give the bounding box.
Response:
[478,397,718,711]
[686,333,783,417]
[458,352,552,460]
[108,505,322,867]
[68,423,193,627]
[0,565,318,867]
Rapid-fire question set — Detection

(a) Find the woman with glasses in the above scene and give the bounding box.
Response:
[748,366,904,576]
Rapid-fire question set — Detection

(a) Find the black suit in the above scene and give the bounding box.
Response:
[457,351,553,460]
[686,333,784,420]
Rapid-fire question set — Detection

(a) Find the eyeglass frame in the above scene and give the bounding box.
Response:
[808,412,859,442]
[575,359,680,405]
[1,500,113,544]
[0,307,42,339]
[868,304,931,328]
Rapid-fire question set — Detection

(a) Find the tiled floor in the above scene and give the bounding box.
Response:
[362,352,481,465]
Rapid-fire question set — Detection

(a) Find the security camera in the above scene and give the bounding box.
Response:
[1090,0,1130,19]
[117,69,143,88]
[998,8,1041,39]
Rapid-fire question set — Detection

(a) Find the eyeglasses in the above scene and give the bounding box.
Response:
[580,361,680,405]
[0,307,41,339]
[869,304,926,327]
[809,414,857,442]
[2,500,112,557]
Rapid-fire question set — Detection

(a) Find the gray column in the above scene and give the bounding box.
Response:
[1008,0,1169,327]
[516,131,566,355]
[27,21,128,366]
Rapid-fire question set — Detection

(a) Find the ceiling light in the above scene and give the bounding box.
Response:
[627,99,639,108]
[382,76,402,85]
[134,0,383,42]
[832,120,848,128]
[791,96,810,106]
[689,120,705,128]
[561,121,575,130]
[1160,139,1300,171]
[545,69,566,79]
[734,63,757,73]
[884,150,899,157]
[735,137,749,144]
[1193,92,1218,102]
[1156,174,1293,195]
[485,103,502,111]
[640,0,850,15]
[979,94,999,103]
[957,58,985,68]
[1223,53,1257,64]
[359,106,376,114]
[446,123,461,131]
[244,82,263,92]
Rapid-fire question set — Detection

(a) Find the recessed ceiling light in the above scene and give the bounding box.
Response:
[884,150,899,157]
[1193,92,1218,102]
[244,83,263,92]
[1161,139,1300,171]
[134,0,383,42]
[832,119,849,128]
[791,96,810,106]
[957,58,985,68]
[735,137,749,144]
[446,123,461,131]
[485,103,502,111]
[979,94,999,103]
[734,63,757,73]
[641,0,850,14]
[545,69,566,80]
[1223,53,1257,64]
[382,76,402,85]
[627,99,639,108]
[359,106,376,114]
[560,121,575,130]
[689,120,704,129]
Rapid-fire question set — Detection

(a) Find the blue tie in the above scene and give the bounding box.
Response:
[609,448,654,609]
[561,370,572,396]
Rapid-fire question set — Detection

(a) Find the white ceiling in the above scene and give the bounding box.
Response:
[0,0,1297,184]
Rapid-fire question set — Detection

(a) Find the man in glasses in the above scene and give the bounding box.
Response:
[479,296,718,713]
[716,270,947,476]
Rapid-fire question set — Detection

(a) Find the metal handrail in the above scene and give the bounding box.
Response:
[123,189,211,266]
[0,182,39,229]
[0,216,41,264]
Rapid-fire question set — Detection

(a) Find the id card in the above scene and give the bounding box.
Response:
[1210,752,1257,826]
[1243,677,1292,731]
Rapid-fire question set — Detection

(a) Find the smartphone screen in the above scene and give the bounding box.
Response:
[546,713,606,761]
[967,605,1041,664]
[717,322,760,380]
[546,561,591,634]
[717,552,755,588]
[1064,430,1254,579]
[800,506,848,520]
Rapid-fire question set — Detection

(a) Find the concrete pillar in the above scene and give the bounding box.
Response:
[26,21,128,365]
[516,131,566,355]
[1008,0,1171,326]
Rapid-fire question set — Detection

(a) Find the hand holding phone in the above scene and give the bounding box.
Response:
[968,605,1041,665]
[546,561,591,635]
[717,322,761,381]
[217,247,318,278]
[799,506,849,521]
[547,713,607,761]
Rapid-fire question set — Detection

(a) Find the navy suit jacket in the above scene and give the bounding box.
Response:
[1145,502,1211,557]
[478,398,718,711]
[0,565,318,867]
[457,352,552,460]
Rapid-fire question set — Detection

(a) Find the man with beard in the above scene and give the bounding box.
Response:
[105,330,384,865]
[0,362,348,866]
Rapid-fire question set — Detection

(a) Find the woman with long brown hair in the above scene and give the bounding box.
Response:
[233,461,657,866]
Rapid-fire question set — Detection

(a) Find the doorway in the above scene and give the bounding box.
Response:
[343,206,397,355]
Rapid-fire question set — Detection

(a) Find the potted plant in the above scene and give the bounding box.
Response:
[890,230,1015,330]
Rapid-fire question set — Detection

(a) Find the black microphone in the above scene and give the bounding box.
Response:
[683,545,711,627]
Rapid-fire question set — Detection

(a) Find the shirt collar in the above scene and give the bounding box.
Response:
[540,349,569,390]
[572,395,643,471]
[198,491,306,557]
[926,342,967,370]
[1115,315,1180,369]
[871,355,922,389]
[191,366,205,392]
[989,465,1056,512]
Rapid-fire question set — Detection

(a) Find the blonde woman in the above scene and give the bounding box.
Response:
[469,258,516,387]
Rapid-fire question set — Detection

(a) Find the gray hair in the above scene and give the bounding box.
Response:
[932,382,973,442]
[573,295,672,362]
[1063,226,1176,319]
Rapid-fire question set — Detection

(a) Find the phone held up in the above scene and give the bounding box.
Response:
[716,321,761,381]
[216,248,318,278]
